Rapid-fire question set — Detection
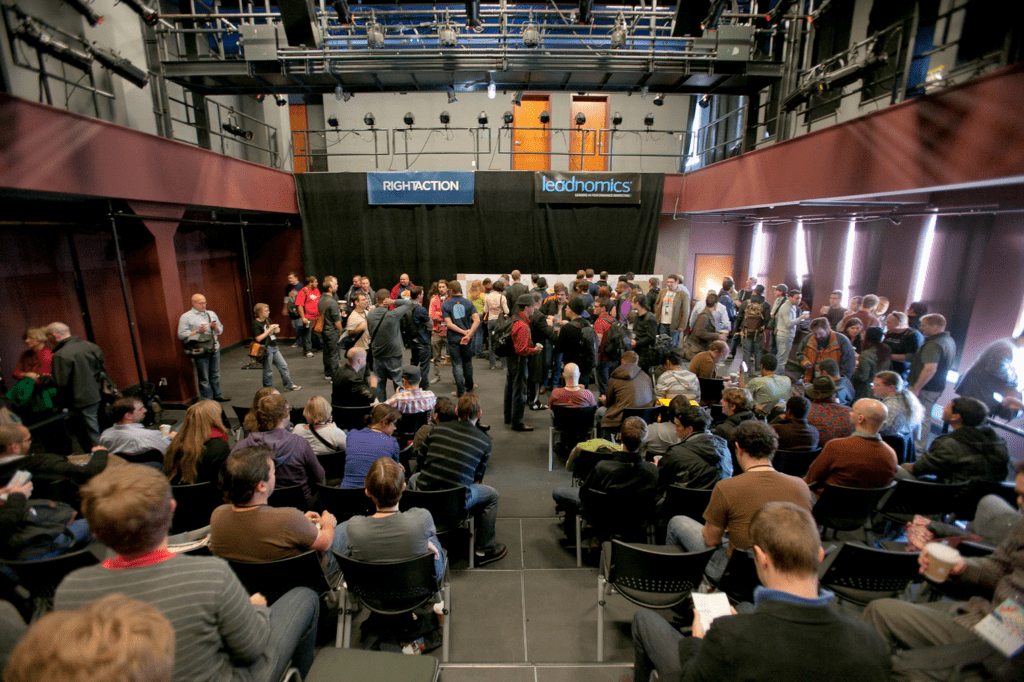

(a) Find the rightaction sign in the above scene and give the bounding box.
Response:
[534,171,641,204]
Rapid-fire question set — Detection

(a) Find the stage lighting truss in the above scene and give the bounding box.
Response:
[90,43,149,88]
[61,0,103,27]
[13,16,93,70]
[784,31,888,112]
[120,0,160,25]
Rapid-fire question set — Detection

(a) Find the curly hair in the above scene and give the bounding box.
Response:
[733,421,779,461]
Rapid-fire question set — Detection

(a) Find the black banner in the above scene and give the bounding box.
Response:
[534,171,642,204]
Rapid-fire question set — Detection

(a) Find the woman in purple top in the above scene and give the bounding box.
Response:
[341,404,402,488]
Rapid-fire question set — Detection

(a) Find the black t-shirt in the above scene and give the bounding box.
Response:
[320,294,342,332]
[252,319,278,347]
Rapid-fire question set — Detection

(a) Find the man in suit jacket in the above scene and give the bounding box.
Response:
[654,275,691,347]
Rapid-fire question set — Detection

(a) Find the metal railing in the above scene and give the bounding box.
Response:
[169,92,281,167]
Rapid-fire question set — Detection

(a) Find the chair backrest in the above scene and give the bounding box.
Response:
[812,482,895,532]
[268,484,309,512]
[606,540,716,609]
[952,480,1018,522]
[289,407,305,428]
[333,404,373,432]
[118,448,165,466]
[1,546,99,601]
[231,405,250,428]
[620,406,661,425]
[227,550,332,604]
[661,485,714,523]
[819,543,921,603]
[773,447,823,477]
[332,552,438,615]
[171,481,222,534]
[877,479,969,518]
[399,487,468,533]
[880,433,916,465]
[314,483,374,522]
[571,447,618,485]
[580,487,655,540]
[551,405,598,434]
[698,378,725,404]
[394,410,432,444]
[315,451,346,481]
[717,548,761,604]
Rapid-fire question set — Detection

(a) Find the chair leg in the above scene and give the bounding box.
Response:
[576,515,583,568]
[468,517,476,569]
[441,582,451,663]
[548,426,553,472]
[597,573,607,662]
[336,585,350,649]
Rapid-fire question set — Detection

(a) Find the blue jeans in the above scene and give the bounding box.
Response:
[658,323,681,348]
[447,339,476,396]
[322,330,340,379]
[411,341,432,391]
[742,333,763,374]
[632,608,684,682]
[289,317,304,344]
[665,515,729,581]
[237,587,319,682]
[546,350,563,389]
[69,401,102,451]
[466,484,499,552]
[504,354,528,426]
[262,345,295,389]
[775,333,794,376]
[374,355,403,402]
[193,351,223,399]
[487,319,506,369]
[595,359,617,398]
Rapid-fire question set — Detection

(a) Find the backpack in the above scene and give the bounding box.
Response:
[572,319,598,370]
[287,290,302,318]
[399,304,418,349]
[492,316,519,357]
[741,300,765,336]
[602,318,631,361]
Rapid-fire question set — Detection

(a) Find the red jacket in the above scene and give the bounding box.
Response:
[512,313,538,356]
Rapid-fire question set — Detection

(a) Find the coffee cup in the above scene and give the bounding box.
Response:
[923,542,961,582]
[159,424,171,437]
[729,373,739,384]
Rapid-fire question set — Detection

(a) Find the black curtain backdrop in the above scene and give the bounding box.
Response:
[295,171,663,288]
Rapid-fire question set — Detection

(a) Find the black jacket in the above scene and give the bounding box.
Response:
[914,425,1010,484]
[657,432,731,491]
[557,318,595,374]
[713,410,758,445]
[771,417,820,451]
[0,450,109,510]
[634,311,659,367]
[581,451,657,511]
[47,335,103,408]
[331,364,376,407]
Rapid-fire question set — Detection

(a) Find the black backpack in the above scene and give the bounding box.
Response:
[399,304,419,349]
[573,318,598,370]
[602,319,631,361]
[492,316,518,357]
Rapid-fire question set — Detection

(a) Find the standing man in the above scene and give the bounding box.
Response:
[908,313,957,450]
[736,285,769,374]
[44,322,107,449]
[767,283,788,356]
[775,289,809,376]
[175,295,230,403]
[318,276,344,381]
[884,312,924,381]
[366,290,406,402]
[346,292,371,357]
[654,274,690,347]
[587,268,600,297]
[592,298,621,398]
[505,294,544,432]
[407,286,434,391]
[294,276,321,357]
[819,290,847,331]
[505,270,529,316]
[283,272,304,349]
[390,273,415,309]
[802,317,857,383]
[442,281,482,398]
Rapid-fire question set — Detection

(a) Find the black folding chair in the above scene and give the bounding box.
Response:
[289,407,306,428]
[596,540,716,661]
[394,410,432,448]
[171,481,222,534]
[548,405,598,472]
[231,405,250,428]
[227,550,338,606]
[620,405,662,425]
[117,448,165,467]
[773,447,823,477]
[812,482,895,542]
[881,432,916,465]
[401,487,475,568]
[268,484,309,512]
[333,404,373,432]
[570,447,617,487]
[818,542,921,607]
[314,483,374,522]
[951,479,1018,522]
[660,485,714,524]
[715,548,761,606]
[316,451,346,482]
[876,479,970,528]
[333,552,451,661]
[576,487,656,567]
[1,546,99,621]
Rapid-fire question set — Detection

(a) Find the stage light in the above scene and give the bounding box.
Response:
[327,115,339,127]
[366,23,385,48]
[439,24,457,46]
[653,94,664,106]
[90,43,149,88]
[274,94,287,106]
[477,111,488,126]
[332,0,352,25]
[641,86,649,100]
[62,0,103,27]
[511,90,523,107]
[610,24,626,48]
[404,112,415,126]
[222,122,254,140]
[364,112,376,127]
[466,0,481,28]
[698,94,710,108]
[523,23,540,47]
[120,0,159,25]
[335,86,353,102]
[644,113,654,127]
[14,19,93,70]
[440,110,450,125]
[503,110,514,125]
[574,112,586,126]
[577,0,593,25]
[487,78,496,99]
[446,87,458,104]
[612,112,623,126]
[539,110,550,124]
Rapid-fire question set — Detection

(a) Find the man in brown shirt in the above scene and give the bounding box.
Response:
[688,341,729,379]
[804,398,898,497]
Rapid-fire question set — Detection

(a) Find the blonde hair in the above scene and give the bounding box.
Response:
[164,400,227,484]
[468,279,484,299]
[5,594,175,682]
[253,302,269,317]
[22,326,48,344]
[303,395,331,425]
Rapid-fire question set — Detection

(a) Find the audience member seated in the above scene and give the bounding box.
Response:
[98,396,173,457]
[770,396,820,451]
[739,354,791,416]
[862,462,1024,681]
[551,417,657,541]
[412,394,506,566]
[804,398,898,496]
[340,404,401,489]
[655,403,731,492]
[291,395,346,455]
[6,593,175,682]
[871,371,924,438]
[384,365,437,414]
[210,445,344,576]
[666,421,813,579]
[633,501,890,682]
[0,477,92,561]
[0,424,108,508]
[655,351,699,401]
[345,457,445,582]
[805,376,855,445]
[817,358,855,407]
[853,327,892,399]
[712,388,757,447]
[164,399,231,485]
[900,397,1010,484]
[599,351,656,433]
[242,386,278,434]
[331,348,378,408]
[643,396,686,461]
[54,464,320,682]
[233,394,325,503]
[687,340,728,380]
[549,363,597,408]
[411,396,456,464]
[801,316,856,383]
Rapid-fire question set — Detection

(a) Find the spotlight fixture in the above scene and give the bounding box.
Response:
[539,109,550,124]
[335,85,343,101]
[404,112,415,126]
[364,112,376,127]
[640,86,649,100]
[120,0,160,25]
[574,112,586,126]
[644,113,654,127]
[511,90,523,107]
[522,23,540,47]
[446,87,458,104]
[62,0,103,27]
[487,78,496,99]
[503,110,514,125]
[332,0,352,25]
[439,110,450,125]
[612,112,623,126]
[327,115,339,127]
[466,0,481,28]
[653,94,664,106]
[698,94,710,108]
[610,23,626,49]
[438,24,457,46]
[477,111,488,126]
[90,43,149,88]
[14,19,93,69]
[222,122,254,140]
[366,22,385,48]
[274,94,287,106]
[578,0,593,24]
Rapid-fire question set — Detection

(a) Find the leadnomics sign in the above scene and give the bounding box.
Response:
[534,171,641,204]
[367,171,475,205]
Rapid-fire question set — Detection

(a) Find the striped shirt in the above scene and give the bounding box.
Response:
[655,368,700,400]
[55,554,270,682]
[417,421,492,490]
[385,387,437,415]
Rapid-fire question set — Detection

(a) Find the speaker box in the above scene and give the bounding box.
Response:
[278,0,322,48]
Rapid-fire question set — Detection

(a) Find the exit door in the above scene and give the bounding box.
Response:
[569,96,608,171]
[512,95,550,170]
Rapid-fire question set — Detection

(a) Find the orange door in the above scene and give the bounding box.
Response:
[289,105,309,173]
[569,96,608,171]
[512,95,550,170]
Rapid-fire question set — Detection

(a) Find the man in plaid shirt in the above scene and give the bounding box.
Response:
[385,365,437,415]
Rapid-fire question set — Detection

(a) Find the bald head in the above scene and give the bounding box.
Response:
[562,362,580,386]
[347,347,367,369]
[0,424,31,455]
[190,294,207,312]
[46,322,71,341]
[851,398,888,434]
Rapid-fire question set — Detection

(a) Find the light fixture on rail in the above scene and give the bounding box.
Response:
[363,112,376,127]
[502,110,514,125]
[366,22,385,48]
[327,116,339,127]
[439,110,450,125]
[511,90,523,107]
[273,94,287,106]
[62,0,103,26]
[446,87,458,104]
[577,0,593,25]
[120,0,160,25]
[522,23,540,47]
[334,85,353,102]
[465,0,481,28]
[612,112,623,127]
[487,77,496,99]
[222,120,254,140]
[644,113,654,127]
[14,18,93,70]
[438,24,457,46]
[477,111,488,126]
[404,112,415,126]
[610,23,626,49]
[332,0,352,25]
[574,112,586,126]
[539,109,550,124]
[653,94,664,106]
[698,94,710,108]
[90,43,149,88]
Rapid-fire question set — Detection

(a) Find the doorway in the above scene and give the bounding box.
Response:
[569,96,608,171]
[512,95,551,170]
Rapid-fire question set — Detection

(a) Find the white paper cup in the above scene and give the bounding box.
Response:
[159,424,171,437]
[924,542,961,583]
